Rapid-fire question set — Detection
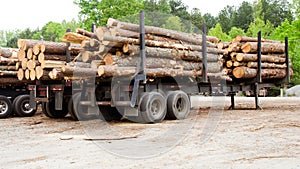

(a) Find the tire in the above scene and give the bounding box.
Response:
[167,91,190,120]
[68,97,78,121]
[72,92,93,121]
[140,92,167,123]
[0,95,13,118]
[41,99,68,118]
[13,95,36,117]
[125,92,149,124]
[98,106,123,122]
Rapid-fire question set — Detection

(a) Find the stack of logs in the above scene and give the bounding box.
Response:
[0,47,24,84]
[57,18,231,81]
[218,35,291,80]
[16,39,81,81]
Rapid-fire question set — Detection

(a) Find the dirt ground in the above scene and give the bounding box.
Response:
[0,96,299,169]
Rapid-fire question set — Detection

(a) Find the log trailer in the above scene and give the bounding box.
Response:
[28,11,291,123]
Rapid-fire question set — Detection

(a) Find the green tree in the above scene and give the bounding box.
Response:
[291,0,300,18]
[232,1,254,32]
[246,17,274,38]
[208,23,231,42]
[33,21,65,41]
[169,0,190,20]
[253,0,293,27]
[229,27,246,39]
[190,8,204,30]
[271,19,300,84]
[162,16,184,31]
[217,5,235,33]
[203,13,217,30]
[144,0,171,13]
[74,0,144,29]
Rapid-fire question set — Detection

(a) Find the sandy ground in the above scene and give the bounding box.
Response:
[0,96,299,169]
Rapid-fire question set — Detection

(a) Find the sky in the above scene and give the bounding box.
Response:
[0,0,256,31]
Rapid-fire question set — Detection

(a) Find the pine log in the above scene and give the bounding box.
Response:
[233,35,281,43]
[27,48,33,59]
[27,60,39,70]
[66,62,91,68]
[217,42,231,49]
[40,60,66,69]
[35,66,44,80]
[98,65,202,78]
[17,50,26,61]
[76,28,95,38]
[0,56,18,65]
[0,70,17,76]
[241,42,285,54]
[226,60,233,68]
[24,69,30,80]
[0,65,17,71]
[247,62,287,69]
[233,67,290,79]
[107,18,207,46]
[124,45,223,62]
[21,58,28,70]
[236,53,286,63]
[227,42,244,52]
[30,69,36,81]
[61,66,98,77]
[107,55,222,72]
[233,61,247,67]
[38,54,75,63]
[17,69,24,80]
[18,39,81,55]
[0,48,18,58]
[33,44,40,55]
[60,32,90,44]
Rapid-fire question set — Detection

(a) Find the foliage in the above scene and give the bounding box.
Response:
[217,5,235,33]
[203,13,217,30]
[232,1,254,32]
[229,27,246,39]
[162,16,184,31]
[208,23,231,42]
[246,17,275,38]
[253,0,293,27]
[291,0,300,18]
[271,19,300,84]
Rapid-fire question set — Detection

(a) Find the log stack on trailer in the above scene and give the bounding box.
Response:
[218,35,292,81]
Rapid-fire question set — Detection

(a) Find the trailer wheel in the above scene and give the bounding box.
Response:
[13,95,36,117]
[41,100,68,118]
[0,95,12,118]
[72,92,93,120]
[140,92,167,123]
[167,91,190,120]
[68,97,78,121]
[98,106,123,121]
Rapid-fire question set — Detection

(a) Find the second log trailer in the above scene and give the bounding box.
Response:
[28,11,291,123]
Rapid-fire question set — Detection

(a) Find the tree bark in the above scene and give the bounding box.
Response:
[40,60,66,69]
[76,28,95,38]
[0,70,17,76]
[233,67,290,79]
[0,65,17,71]
[241,42,285,54]
[38,54,75,62]
[61,66,98,77]
[233,35,281,43]
[0,56,18,65]
[0,48,18,58]
[60,32,90,44]
[236,53,286,63]
[247,62,287,69]
[124,45,223,62]
[98,65,202,78]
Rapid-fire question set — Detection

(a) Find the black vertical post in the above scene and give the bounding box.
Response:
[66,28,71,63]
[202,24,208,83]
[285,37,290,83]
[257,31,262,83]
[139,10,146,78]
[92,23,96,33]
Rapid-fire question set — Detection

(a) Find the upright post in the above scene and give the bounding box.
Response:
[202,24,208,83]
[66,28,71,63]
[257,31,262,83]
[285,37,290,83]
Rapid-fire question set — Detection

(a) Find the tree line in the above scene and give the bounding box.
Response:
[0,0,299,83]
